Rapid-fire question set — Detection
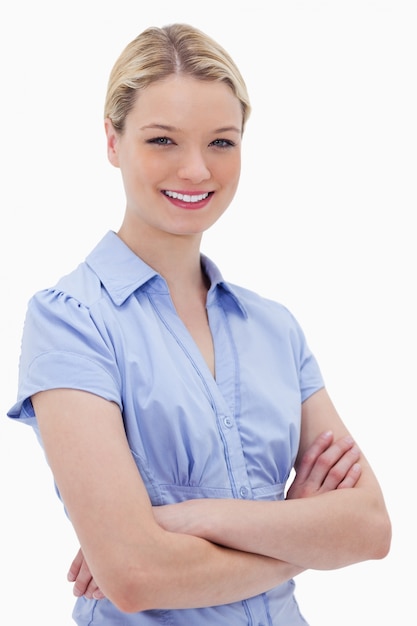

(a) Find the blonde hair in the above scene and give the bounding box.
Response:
[104,23,251,133]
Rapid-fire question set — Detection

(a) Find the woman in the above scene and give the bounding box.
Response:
[8,23,391,625]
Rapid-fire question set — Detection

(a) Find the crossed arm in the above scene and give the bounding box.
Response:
[32,387,391,613]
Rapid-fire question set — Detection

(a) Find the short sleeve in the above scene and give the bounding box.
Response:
[299,347,324,402]
[287,310,324,403]
[7,288,122,423]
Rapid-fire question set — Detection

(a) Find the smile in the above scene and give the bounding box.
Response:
[163,190,211,203]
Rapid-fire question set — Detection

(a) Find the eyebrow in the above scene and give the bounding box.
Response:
[140,123,241,134]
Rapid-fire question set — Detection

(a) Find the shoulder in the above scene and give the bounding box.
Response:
[24,262,104,333]
[16,261,123,414]
[31,230,132,311]
[227,282,298,325]
[53,262,104,308]
[28,231,116,314]
[223,281,314,358]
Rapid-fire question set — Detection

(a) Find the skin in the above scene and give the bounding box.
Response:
[33,74,391,612]
[68,429,363,601]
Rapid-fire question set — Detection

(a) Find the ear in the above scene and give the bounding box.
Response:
[104,118,120,167]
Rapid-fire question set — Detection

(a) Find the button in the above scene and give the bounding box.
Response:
[239,486,248,498]
[223,417,233,428]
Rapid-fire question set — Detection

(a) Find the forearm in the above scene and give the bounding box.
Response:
[91,529,303,612]
[154,398,392,572]
[154,485,390,571]
[152,533,303,608]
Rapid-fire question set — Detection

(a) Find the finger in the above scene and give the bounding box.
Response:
[337,462,362,489]
[309,436,356,488]
[319,444,361,492]
[83,577,106,600]
[93,588,106,600]
[295,431,334,482]
[72,557,95,597]
[67,548,84,582]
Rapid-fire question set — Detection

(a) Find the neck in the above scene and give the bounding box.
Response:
[117,221,206,294]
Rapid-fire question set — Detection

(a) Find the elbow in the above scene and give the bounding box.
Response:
[372,513,392,561]
[355,486,392,563]
[104,565,160,614]
[111,580,145,614]
[112,593,147,614]
[88,529,180,613]
[335,499,392,569]
[359,501,392,563]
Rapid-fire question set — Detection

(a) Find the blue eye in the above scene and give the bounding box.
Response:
[210,139,235,148]
[148,137,173,145]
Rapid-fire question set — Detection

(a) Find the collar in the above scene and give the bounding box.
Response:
[86,231,247,317]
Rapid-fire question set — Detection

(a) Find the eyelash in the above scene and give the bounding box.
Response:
[148,137,173,145]
[147,137,236,149]
[210,139,236,148]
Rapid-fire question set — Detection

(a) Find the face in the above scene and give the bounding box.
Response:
[105,74,243,239]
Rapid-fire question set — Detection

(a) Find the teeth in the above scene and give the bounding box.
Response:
[164,191,209,203]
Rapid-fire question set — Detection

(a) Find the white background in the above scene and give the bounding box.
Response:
[1,1,415,624]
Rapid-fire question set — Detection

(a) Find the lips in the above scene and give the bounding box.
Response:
[162,190,213,209]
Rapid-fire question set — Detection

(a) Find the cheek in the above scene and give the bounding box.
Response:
[123,154,165,187]
[141,153,174,182]
[219,155,241,188]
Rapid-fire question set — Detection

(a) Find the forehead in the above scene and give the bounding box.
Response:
[128,75,243,130]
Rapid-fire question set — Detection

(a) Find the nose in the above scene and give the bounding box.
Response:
[177,148,211,183]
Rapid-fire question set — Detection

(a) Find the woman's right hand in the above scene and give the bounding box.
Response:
[67,548,105,600]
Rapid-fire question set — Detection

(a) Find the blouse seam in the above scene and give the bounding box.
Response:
[27,350,121,390]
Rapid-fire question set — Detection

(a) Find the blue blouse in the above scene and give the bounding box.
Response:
[8,231,324,625]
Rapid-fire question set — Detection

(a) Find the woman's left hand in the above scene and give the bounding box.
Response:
[286,430,361,500]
